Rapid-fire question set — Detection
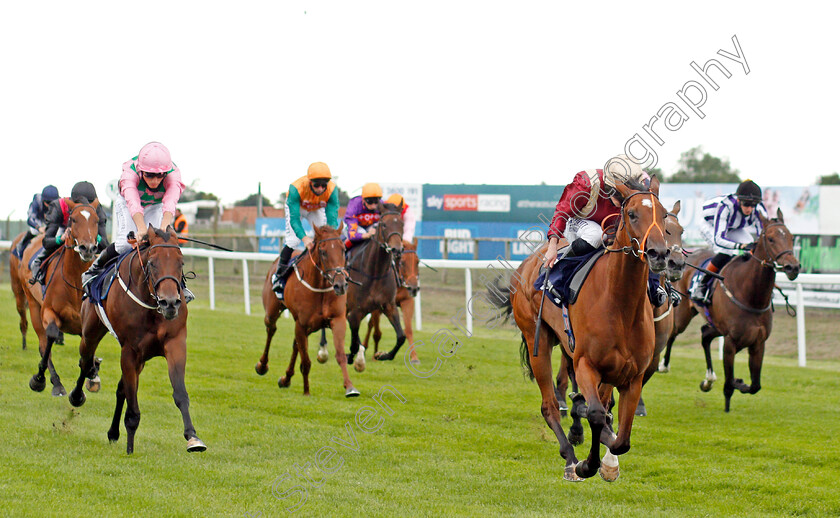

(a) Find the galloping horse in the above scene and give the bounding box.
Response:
[345,202,405,371]
[15,201,101,397]
[70,226,205,454]
[9,231,33,349]
[362,238,420,364]
[555,201,686,419]
[506,177,670,481]
[662,209,800,411]
[255,224,358,397]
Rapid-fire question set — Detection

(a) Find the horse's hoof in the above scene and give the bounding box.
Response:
[700,380,714,392]
[353,355,366,373]
[278,376,290,388]
[69,390,86,407]
[85,377,101,393]
[374,352,392,361]
[564,464,584,482]
[658,363,670,374]
[52,385,67,397]
[29,375,46,392]
[568,430,584,446]
[317,348,329,364]
[635,404,647,417]
[599,464,620,482]
[107,429,119,443]
[409,358,421,366]
[345,387,360,398]
[255,362,269,376]
[186,437,207,452]
[574,461,595,479]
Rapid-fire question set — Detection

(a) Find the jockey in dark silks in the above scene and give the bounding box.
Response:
[29,181,109,285]
[343,182,383,250]
[690,179,767,305]
[17,185,59,257]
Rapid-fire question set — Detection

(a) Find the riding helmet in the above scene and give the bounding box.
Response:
[137,142,174,174]
[307,162,332,180]
[41,185,59,203]
[736,179,762,202]
[70,181,98,204]
[362,183,383,199]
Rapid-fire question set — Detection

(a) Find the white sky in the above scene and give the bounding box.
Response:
[2,1,838,220]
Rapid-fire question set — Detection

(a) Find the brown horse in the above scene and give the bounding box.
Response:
[345,202,405,371]
[17,201,101,397]
[555,201,686,420]
[255,224,358,397]
[362,238,420,364]
[9,231,32,349]
[662,209,800,411]
[505,177,670,481]
[70,226,205,455]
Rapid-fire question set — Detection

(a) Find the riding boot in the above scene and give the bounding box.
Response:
[28,250,47,285]
[648,272,667,307]
[82,243,118,290]
[690,271,712,305]
[570,238,596,257]
[272,245,295,299]
[666,281,682,307]
[183,285,195,304]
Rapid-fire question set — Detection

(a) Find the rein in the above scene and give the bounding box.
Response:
[120,242,183,313]
[748,221,795,271]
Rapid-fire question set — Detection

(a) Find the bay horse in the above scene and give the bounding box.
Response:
[70,225,206,454]
[345,201,405,371]
[362,238,420,364]
[661,209,800,411]
[506,176,670,481]
[255,224,358,397]
[16,201,101,397]
[555,201,686,421]
[9,231,32,349]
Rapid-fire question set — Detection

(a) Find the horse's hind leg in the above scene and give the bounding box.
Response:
[165,341,206,452]
[69,325,107,407]
[332,317,359,398]
[699,324,720,392]
[373,304,405,361]
[555,354,570,416]
[256,305,282,375]
[294,323,312,396]
[11,274,28,349]
[573,359,607,480]
[30,319,64,396]
[317,328,329,364]
[108,377,126,443]
[121,350,142,455]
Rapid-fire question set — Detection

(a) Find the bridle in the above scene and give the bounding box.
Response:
[121,242,183,313]
[749,221,795,271]
[398,248,419,289]
[295,235,354,291]
[64,203,100,256]
[604,191,666,262]
[376,210,404,255]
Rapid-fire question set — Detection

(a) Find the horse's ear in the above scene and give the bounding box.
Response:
[648,174,661,196]
[757,211,768,227]
[671,200,681,216]
[412,236,417,246]
[66,200,78,210]
[338,221,345,234]
[776,208,784,222]
[613,182,632,203]
[377,200,385,213]
[91,199,100,210]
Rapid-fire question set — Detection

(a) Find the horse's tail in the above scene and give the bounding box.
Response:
[486,275,513,324]
[519,333,535,381]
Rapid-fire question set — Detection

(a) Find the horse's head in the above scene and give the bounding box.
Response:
[66,200,101,262]
[376,201,405,257]
[313,223,348,296]
[757,209,800,280]
[612,175,669,274]
[400,238,420,297]
[663,200,686,281]
[140,225,184,320]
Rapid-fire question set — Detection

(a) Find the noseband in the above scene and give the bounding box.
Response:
[605,192,665,261]
[750,221,795,271]
[122,242,183,313]
[303,236,351,290]
[65,203,99,255]
[398,248,419,289]
[376,211,404,255]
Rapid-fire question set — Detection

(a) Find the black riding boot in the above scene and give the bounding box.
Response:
[82,243,119,289]
[271,246,295,299]
[570,238,596,257]
[648,272,668,307]
[28,249,48,285]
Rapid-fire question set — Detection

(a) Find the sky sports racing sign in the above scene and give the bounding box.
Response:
[437,194,511,212]
[422,184,562,222]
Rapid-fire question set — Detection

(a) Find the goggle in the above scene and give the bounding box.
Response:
[141,171,166,179]
[311,179,329,189]
[364,197,381,205]
[740,199,758,208]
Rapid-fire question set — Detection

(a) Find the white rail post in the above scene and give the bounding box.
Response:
[208,256,215,311]
[415,290,422,331]
[466,268,473,335]
[796,282,806,367]
[242,259,250,315]
[718,336,724,360]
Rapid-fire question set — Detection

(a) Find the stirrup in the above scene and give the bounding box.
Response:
[183,287,195,304]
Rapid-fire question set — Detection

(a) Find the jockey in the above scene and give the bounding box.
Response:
[690,179,768,305]
[29,182,109,285]
[271,162,340,299]
[344,183,383,249]
[385,193,415,242]
[17,185,59,257]
[82,142,188,298]
[542,155,668,306]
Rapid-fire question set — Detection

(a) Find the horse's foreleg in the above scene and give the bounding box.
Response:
[331,317,359,398]
[278,339,298,388]
[12,276,28,349]
[165,341,206,452]
[363,310,377,350]
[555,355,570,415]
[699,324,720,392]
[317,329,329,364]
[722,336,740,412]
[107,377,125,443]
[401,299,418,363]
[294,324,312,396]
[256,308,281,375]
[573,359,606,480]
[121,350,141,455]
[660,334,677,372]
[347,312,366,372]
[31,318,64,396]
[744,342,765,395]
[69,325,107,407]
[373,304,405,361]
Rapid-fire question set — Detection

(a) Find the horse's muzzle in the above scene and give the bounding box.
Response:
[333,280,347,296]
[76,243,98,262]
[407,285,420,297]
[784,263,800,281]
[158,297,182,320]
[665,252,686,282]
[644,246,670,274]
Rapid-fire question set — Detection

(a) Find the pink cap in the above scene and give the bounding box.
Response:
[137,142,173,173]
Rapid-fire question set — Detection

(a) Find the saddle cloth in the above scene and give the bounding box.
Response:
[688,257,717,307]
[87,251,132,305]
[534,247,605,308]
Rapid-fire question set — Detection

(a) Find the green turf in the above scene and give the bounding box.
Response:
[1,288,839,518]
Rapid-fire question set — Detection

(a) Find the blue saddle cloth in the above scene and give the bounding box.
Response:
[87,251,133,305]
[534,247,604,308]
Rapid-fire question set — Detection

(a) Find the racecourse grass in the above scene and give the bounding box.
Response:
[1,287,840,518]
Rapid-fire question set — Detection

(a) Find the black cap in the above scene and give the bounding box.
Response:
[735,180,761,202]
[70,181,98,204]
